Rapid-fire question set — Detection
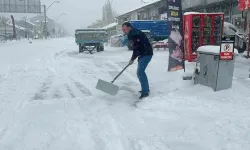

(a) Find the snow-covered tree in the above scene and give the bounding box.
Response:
[102,0,116,26]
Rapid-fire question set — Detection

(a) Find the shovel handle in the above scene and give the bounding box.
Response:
[111,64,130,83]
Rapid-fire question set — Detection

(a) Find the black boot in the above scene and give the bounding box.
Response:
[139,90,150,93]
[139,93,149,99]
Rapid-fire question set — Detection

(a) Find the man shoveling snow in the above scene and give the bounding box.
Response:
[122,22,154,99]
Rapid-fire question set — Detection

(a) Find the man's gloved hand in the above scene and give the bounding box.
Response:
[129,60,134,65]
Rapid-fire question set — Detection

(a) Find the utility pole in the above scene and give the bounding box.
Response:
[248,8,250,58]
[42,1,60,39]
[247,0,250,58]
[229,0,233,23]
[25,17,27,38]
[44,4,47,39]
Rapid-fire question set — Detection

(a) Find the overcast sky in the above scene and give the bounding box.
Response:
[41,0,153,33]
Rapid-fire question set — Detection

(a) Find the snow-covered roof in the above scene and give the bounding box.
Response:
[76,31,107,33]
[130,20,162,22]
[117,0,161,17]
[184,12,200,15]
[102,23,118,29]
[26,20,36,26]
[16,19,37,27]
[130,20,149,21]
[184,12,224,15]
[6,22,26,30]
[16,26,26,30]
[197,45,238,54]
[34,20,48,23]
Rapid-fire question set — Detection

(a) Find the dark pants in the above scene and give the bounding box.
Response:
[137,55,152,94]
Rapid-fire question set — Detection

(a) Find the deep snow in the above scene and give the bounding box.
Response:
[0,38,250,150]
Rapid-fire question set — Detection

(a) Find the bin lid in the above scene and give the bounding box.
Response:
[197,45,238,55]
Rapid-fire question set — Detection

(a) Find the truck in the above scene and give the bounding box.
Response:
[224,22,247,53]
[129,20,168,41]
[75,29,108,53]
[122,20,168,50]
[123,30,153,50]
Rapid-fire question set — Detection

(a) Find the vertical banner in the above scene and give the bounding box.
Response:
[167,0,185,72]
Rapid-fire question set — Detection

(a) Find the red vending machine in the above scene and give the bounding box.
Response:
[184,12,224,62]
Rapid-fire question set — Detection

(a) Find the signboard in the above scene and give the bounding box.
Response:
[219,35,235,60]
[0,0,41,13]
[167,0,185,72]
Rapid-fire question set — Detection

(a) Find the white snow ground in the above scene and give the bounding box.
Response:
[0,38,250,150]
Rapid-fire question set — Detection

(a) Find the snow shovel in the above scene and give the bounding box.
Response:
[96,64,130,95]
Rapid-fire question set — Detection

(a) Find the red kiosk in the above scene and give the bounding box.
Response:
[183,12,224,62]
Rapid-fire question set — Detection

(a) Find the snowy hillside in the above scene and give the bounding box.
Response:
[0,38,250,150]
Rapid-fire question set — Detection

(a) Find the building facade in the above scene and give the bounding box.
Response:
[117,0,243,30]
[116,0,167,25]
[183,0,243,30]
[0,0,41,13]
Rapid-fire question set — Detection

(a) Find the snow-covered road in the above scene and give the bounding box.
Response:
[0,38,250,150]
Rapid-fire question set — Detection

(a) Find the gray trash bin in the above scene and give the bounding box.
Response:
[193,45,236,91]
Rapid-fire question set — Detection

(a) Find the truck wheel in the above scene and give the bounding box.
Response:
[97,45,101,52]
[238,42,247,53]
[79,46,83,53]
[101,45,104,51]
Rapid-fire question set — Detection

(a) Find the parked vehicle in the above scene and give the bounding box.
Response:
[124,30,152,50]
[129,20,168,41]
[224,22,247,53]
[153,39,168,50]
[75,29,108,53]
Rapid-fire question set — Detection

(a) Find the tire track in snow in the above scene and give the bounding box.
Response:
[54,49,67,58]
[31,76,53,101]
[0,108,3,115]
[0,74,3,83]
[64,84,76,98]
[70,78,92,97]
[86,113,127,150]
[15,99,26,112]
[74,82,92,96]
[52,89,63,99]
[0,127,9,141]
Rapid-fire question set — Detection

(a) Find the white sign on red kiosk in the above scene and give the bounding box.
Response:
[219,35,235,60]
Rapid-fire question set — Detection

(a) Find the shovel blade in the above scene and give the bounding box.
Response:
[96,79,119,95]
